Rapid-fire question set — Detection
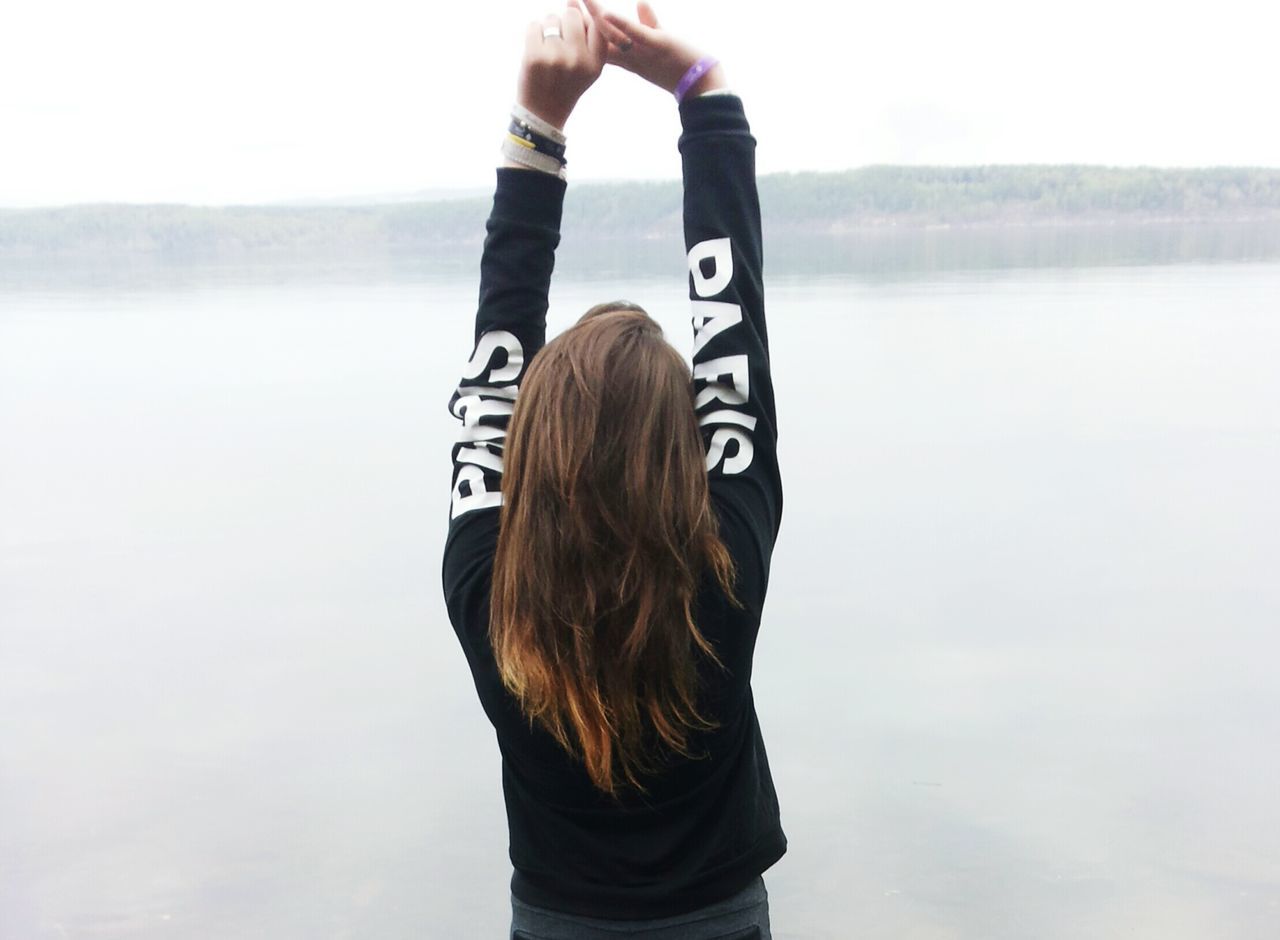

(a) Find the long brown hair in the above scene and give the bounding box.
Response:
[490,301,739,799]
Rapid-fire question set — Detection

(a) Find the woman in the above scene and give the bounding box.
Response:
[442,2,785,936]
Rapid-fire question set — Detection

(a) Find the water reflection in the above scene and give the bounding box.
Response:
[2,218,1279,293]
[1,256,1278,938]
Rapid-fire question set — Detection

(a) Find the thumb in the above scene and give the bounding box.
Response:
[637,0,660,28]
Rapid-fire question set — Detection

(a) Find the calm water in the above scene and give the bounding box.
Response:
[2,252,1278,938]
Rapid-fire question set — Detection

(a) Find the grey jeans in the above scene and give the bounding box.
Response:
[509,875,770,939]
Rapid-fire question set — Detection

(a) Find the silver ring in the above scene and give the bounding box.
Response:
[618,38,633,52]
[542,26,563,39]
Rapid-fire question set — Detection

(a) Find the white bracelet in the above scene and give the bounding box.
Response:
[500,136,567,180]
[511,103,567,145]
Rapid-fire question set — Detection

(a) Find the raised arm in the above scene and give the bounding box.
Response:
[446,170,560,523]
[442,6,611,627]
[678,95,780,541]
[445,7,606,528]
[594,2,782,546]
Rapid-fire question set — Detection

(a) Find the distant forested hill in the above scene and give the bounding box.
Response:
[2,166,1279,256]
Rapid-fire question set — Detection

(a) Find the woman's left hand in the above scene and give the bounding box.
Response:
[516,1,607,130]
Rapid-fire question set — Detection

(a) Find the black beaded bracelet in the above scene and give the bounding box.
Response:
[507,118,567,165]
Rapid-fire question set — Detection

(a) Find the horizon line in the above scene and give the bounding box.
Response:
[4,162,1279,213]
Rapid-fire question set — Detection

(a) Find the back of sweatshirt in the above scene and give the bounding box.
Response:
[442,93,785,920]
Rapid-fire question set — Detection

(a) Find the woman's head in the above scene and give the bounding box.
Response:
[509,301,706,539]
[489,300,738,799]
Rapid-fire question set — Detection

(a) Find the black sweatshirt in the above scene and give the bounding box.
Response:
[441,94,785,920]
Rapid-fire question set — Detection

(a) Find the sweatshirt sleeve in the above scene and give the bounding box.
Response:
[443,167,566,598]
[678,94,783,551]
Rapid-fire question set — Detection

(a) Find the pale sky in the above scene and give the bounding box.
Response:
[2,0,1277,207]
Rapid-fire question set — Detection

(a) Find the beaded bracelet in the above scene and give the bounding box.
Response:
[511,103,567,145]
[499,104,568,179]
[507,118,567,164]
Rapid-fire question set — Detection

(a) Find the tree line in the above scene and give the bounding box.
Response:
[2,166,1278,256]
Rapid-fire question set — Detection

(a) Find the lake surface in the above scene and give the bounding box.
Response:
[2,247,1278,938]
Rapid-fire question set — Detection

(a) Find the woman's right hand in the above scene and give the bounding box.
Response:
[577,0,728,97]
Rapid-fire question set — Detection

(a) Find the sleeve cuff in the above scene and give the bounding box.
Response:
[677,92,751,137]
[492,166,567,230]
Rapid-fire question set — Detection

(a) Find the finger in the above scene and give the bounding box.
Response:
[525,19,544,58]
[562,5,587,49]
[637,0,660,29]
[541,12,565,43]
[589,5,636,50]
[571,0,607,59]
[578,0,613,36]
[602,10,657,46]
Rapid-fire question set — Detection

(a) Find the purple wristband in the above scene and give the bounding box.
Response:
[674,56,719,104]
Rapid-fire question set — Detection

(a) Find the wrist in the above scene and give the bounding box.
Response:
[673,57,725,103]
[515,97,571,133]
[502,104,568,180]
[685,63,728,99]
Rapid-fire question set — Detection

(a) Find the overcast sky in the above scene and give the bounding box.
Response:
[2,0,1277,207]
